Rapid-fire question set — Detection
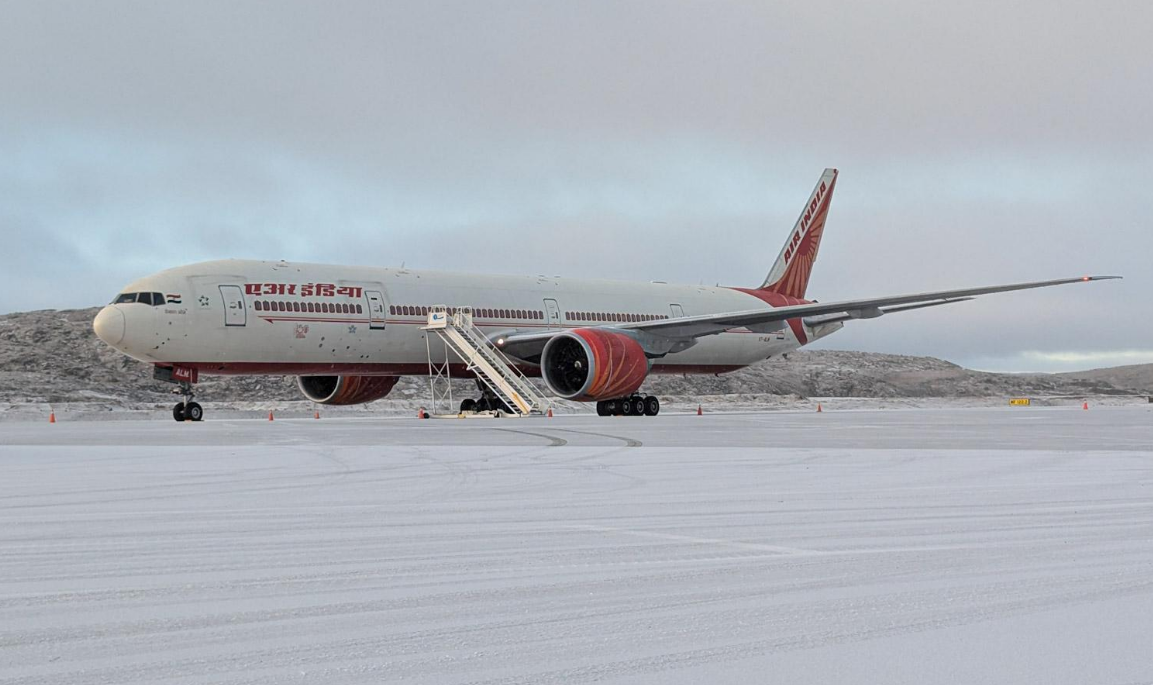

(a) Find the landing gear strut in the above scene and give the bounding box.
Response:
[459,379,511,414]
[597,394,660,417]
[172,381,203,422]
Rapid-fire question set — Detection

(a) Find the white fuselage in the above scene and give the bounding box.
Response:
[94,259,841,378]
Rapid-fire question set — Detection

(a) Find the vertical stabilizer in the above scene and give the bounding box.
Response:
[760,168,838,298]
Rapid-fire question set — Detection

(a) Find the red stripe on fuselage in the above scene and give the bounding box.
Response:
[158,361,748,378]
[727,287,810,345]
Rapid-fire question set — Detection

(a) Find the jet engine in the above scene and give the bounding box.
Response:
[297,375,400,405]
[541,329,650,401]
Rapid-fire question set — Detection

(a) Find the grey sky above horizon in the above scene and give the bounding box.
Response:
[2,1,1150,372]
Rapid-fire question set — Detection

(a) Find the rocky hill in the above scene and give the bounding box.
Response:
[1,307,1149,406]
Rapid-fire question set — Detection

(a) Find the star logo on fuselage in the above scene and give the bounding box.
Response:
[348,325,358,334]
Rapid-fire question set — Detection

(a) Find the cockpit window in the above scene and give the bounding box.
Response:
[111,292,167,306]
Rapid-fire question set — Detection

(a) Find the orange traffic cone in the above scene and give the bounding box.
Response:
[817,403,822,413]
[268,411,274,421]
[1082,401,1089,410]
[546,408,553,418]
[418,407,427,419]
[314,411,320,419]
[48,412,56,424]
[697,405,703,416]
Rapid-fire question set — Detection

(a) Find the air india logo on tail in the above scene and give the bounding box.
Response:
[762,169,837,299]
[783,180,827,265]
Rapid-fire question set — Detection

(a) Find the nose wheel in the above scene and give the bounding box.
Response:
[172,382,204,422]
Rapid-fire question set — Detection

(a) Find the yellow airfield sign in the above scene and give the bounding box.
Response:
[1009,398,1031,406]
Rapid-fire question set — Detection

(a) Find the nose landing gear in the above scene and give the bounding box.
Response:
[596,394,660,416]
[172,381,203,422]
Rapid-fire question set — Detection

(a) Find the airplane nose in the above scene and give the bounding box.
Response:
[93,306,125,346]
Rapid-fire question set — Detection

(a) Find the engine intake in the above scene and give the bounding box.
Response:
[541,329,649,401]
[297,375,399,405]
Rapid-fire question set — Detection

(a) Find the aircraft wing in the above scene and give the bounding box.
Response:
[496,275,1119,360]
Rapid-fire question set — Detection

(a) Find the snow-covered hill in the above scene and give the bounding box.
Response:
[2,307,1149,406]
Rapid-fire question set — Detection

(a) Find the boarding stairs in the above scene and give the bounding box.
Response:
[423,306,551,416]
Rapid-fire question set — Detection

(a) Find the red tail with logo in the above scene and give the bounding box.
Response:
[759,168,838,299]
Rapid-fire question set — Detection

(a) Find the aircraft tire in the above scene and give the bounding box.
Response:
[621,398,634,416]
[172,402,185,422]
[631,397,646,416]
[643,396,660,416]
[185,402,204,422]
[460,398,476,413]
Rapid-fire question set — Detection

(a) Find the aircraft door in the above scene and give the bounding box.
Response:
[543,298,562,328]
[366,290,386,329]
[670,303,685,318]
[219,285,246,326]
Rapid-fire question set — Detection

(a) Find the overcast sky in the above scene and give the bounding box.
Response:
[2,1,1149,372]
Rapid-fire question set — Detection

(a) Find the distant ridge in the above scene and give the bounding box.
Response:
[1,307,1149,405]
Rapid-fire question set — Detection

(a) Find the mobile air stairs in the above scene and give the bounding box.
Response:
[422,306,552,418]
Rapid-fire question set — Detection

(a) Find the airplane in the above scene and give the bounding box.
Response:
[92,168,1118,421]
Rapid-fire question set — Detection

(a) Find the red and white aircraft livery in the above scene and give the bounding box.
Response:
[93,169,1118,421]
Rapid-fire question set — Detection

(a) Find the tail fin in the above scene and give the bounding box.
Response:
[760,168,838,298]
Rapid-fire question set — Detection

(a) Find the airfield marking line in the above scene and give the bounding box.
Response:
[567,524,815,556]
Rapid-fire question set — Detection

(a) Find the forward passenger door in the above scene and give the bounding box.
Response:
[219,285,246,326]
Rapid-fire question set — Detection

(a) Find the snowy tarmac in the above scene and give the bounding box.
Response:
[2,407,1152,684]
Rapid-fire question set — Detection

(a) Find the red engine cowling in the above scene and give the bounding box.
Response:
[541,329,650,401]
[297,375,399,405]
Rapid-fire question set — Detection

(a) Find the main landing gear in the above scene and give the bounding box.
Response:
[459,379,512,414]
[172,381,203,422]
[597,394,660,417]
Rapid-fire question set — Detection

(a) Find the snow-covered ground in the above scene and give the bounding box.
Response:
[2,393,1149,423]
[2,408,1152,684]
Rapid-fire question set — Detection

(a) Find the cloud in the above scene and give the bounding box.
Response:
[0,1,1149,371]
[964,350,1153,374]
